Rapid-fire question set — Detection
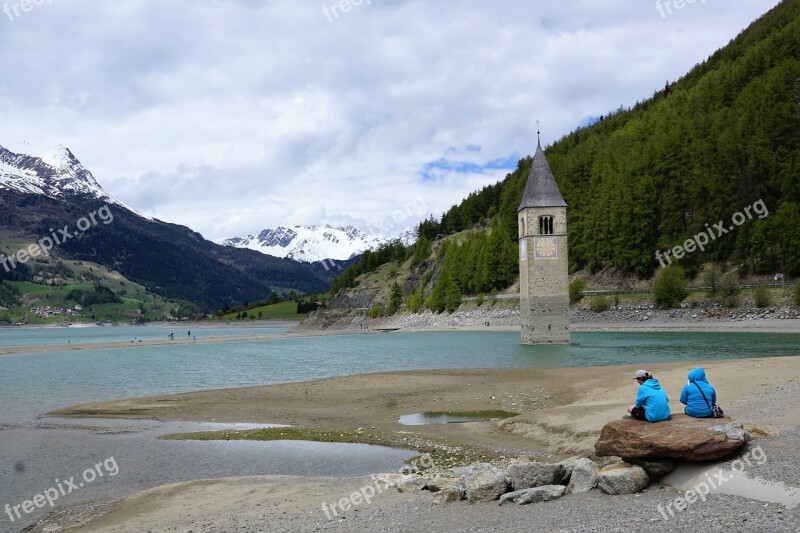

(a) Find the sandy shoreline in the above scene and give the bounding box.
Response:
[0,319,300,329]
[50,355,800,456]
[38,354,800,532]
[3,316,799,357]
[0,332,286,356]
[16,311,800,532]
[571,318,800,333]
[0,326,358,356]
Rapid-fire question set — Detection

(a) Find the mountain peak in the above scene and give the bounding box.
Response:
[0,143,157,221]
[217,224,411,263]
[0,143,109,201]
[40,145,77,169]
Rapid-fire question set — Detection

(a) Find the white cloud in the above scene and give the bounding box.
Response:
[0,0,781,240]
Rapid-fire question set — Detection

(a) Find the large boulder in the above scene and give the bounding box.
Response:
[596,464,650,495]
[396,475,430,493]
[371,473,405,489]
[595,456,624,468]
[595,414,747,461]
[557,456,584,480]
[708,421,751,442]
[432,484,465,504]
[625,458,677,480]
[566,458,598,494]
[462,463,510,503]
[427,474,464,492]
[507,462,566,490]
[499,485,566,505]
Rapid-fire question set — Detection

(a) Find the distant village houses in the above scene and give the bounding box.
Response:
[30,305,82,318]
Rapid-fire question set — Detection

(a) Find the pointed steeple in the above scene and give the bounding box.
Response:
[517,135,567,211]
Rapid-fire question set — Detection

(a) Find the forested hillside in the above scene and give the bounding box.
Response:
[417,0,800,279]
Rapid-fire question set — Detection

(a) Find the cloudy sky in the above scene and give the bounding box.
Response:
[0,0,781,241]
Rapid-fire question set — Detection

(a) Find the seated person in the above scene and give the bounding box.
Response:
[680,367,717,418]
[627,369,671,422]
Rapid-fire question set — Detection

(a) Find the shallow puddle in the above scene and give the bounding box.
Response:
[662,463,800,508]
[398,410,517,425]
[3,418,415,531]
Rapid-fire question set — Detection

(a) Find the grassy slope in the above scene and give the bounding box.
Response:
[220,301,306,320]
[1,231,185,324]
[335,227,495,311]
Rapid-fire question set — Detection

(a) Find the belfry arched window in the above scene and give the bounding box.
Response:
[539,216,554,235]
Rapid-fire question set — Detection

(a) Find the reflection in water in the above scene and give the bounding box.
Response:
[663,462,800,508]
[398,410,517,425]
[0,418,415,531]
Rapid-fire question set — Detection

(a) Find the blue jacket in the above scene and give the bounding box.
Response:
[634,377,671,422]
[680,368,716,418]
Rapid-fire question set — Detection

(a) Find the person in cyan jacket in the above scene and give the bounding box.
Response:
[680,367,717,418]
[627,369,671,422]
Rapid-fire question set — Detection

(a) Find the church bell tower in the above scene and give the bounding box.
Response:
[518,129,570,345]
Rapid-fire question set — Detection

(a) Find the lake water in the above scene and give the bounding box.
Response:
[1,326,799,531]
[3,329,800,424]
[0,323,288,347]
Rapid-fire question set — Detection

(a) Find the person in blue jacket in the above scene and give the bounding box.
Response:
[680,367,717,417]
[627,369,671,422]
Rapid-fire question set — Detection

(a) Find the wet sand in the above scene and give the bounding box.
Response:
[0,332,285,356]
[41,354,800,532]
[51,356,800,458]
[19,313,800,532]
[0,327,354,356]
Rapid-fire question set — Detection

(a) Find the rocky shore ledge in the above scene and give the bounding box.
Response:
[372,417,751,508]
[295,303,800,333]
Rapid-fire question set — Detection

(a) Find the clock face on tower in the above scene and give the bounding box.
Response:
[534,235,557,259]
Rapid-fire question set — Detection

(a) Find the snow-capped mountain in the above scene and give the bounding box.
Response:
[0,144,111,199]
[0,142,337,309]
[0,143,151,219]
[218,225,401,263]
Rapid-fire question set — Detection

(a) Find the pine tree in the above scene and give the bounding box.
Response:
[387,281,403,315]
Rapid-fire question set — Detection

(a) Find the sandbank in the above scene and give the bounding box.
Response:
[38,354,800,532]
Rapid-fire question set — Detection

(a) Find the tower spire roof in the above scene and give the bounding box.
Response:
[517,135,567,211]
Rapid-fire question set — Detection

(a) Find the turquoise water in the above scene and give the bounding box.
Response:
[1,328,799,531]
[2,330,799,423]
[0,324,288,347]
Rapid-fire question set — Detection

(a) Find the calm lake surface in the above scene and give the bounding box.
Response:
[1,326,799,531]
[0,323,288,347]
[3,328,800,423]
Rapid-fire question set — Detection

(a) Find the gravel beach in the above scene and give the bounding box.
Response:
[45,474,798,533]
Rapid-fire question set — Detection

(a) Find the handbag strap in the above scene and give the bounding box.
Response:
[694,382,712,410]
